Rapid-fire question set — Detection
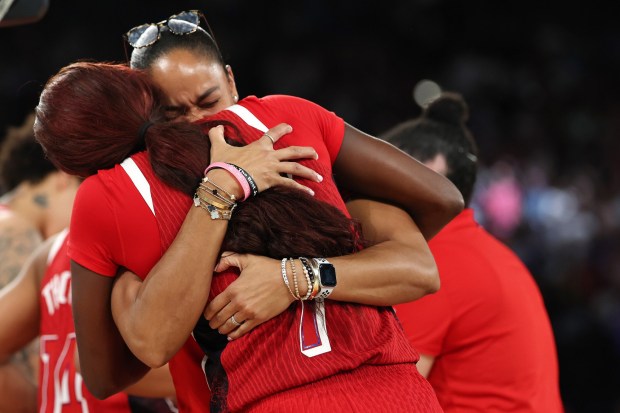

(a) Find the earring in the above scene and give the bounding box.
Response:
[233,94,239,103]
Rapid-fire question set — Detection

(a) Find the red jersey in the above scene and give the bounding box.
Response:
[39,230,130,412]
[69,96,442,412]
[395,209,563,412]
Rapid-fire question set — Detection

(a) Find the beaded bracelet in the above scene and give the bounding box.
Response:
[281,258,297,300]
[299,257,320,300]
[289,258,300,300]
[299,258,313,301]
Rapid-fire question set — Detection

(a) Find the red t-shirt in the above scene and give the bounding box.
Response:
[39,230,130,412]
[69,96,442,412]
[395,209,564,412]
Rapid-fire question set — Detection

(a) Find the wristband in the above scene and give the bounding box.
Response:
[204,162,250,201]
[228,163,259,197]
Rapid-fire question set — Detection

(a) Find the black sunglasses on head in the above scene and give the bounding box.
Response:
[124,10,218,49]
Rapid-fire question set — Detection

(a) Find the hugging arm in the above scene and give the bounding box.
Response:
[71,263,151,398]
[206,197,439,339]
[334,123,463,240]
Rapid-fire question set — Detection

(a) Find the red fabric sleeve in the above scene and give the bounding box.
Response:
[68,176,120,277]
[263,95,345,164]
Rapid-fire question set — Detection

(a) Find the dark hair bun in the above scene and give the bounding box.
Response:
[424,92,469,126]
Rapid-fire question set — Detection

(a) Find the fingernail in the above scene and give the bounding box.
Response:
[227,336,233,341]
[307,188,315,196]
[286,125,293,133]
[316,174,323,182]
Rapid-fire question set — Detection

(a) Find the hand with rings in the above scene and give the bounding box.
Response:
[205,253,295,341]
[263,132,275,145]
[230,314,244,327]
[207,123,322,197]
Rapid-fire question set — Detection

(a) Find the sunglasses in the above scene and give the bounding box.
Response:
[124,10,218,50]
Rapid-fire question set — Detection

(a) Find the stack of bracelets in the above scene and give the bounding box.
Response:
[195,162,336,301]
[280,257,333,302]
[193,162,258,220]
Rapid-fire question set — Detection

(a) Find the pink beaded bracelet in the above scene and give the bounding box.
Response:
[204,162,251,201]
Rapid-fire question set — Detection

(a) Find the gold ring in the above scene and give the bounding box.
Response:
[263,132,275,144]
[230,314,243,327]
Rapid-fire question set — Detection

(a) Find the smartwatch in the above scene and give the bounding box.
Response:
[311,258,337,301]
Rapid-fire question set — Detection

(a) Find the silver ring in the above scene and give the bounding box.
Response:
[230,314,243,327]
[263,132,275,144]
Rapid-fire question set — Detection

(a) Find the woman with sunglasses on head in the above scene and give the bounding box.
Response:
[122,11,461,336]
[35,62,445,412]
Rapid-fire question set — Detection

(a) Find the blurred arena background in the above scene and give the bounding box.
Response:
[1,1,619,411]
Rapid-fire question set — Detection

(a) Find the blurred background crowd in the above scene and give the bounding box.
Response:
[1,1,619,412]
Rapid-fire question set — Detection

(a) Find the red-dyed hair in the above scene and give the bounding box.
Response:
[224,186,362,258]
[34,62,363,257]
[34,62,212,193]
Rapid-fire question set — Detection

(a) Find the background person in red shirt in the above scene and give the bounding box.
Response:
[0,229,177,412]
[0,121,81,412]
[383,92,564,412]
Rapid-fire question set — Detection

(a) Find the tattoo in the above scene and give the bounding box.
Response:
[0,221,43,382]
[33,193,48,208]
[0,223,42,288]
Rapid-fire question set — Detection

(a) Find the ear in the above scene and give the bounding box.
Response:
[225,64,239,99]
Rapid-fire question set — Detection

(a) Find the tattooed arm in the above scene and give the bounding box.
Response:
[0,215,43,412]
[0,216,43,287]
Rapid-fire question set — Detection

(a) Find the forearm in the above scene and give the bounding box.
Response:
[328,241,438,306]
[72,265,150,399]
[75,308,149,399]
[0,362,36,413]
[113,206,228,368]
[327,198,439,306]
[334,124,463,239]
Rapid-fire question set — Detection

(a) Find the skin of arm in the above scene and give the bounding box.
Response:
[0,216,43,290]
[0,236,49,413]
[416,354,436,378]
[206,198,439,339]
[0,363,37,413]
[75,125,320,397]
[334,123,464,240]
[72,342,176,400]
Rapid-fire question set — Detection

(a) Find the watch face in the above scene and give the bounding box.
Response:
[319,263,337,287]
